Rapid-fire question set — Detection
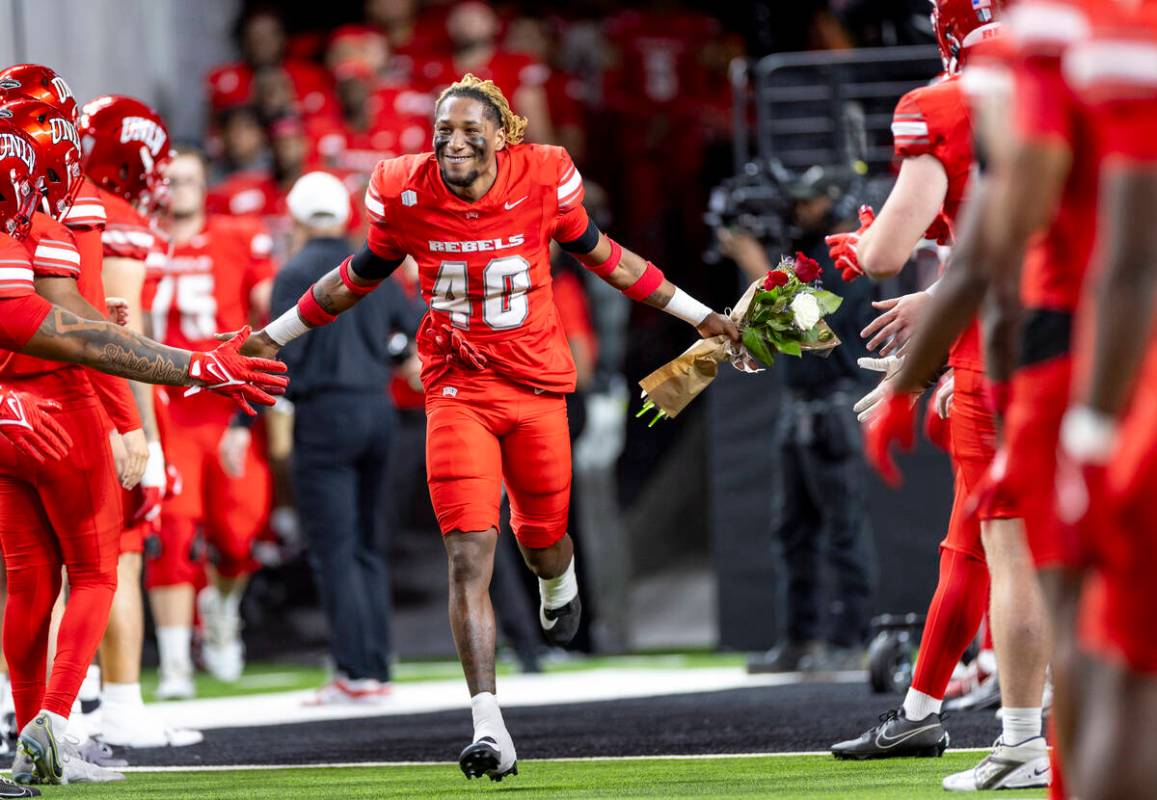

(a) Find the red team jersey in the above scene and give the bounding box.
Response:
[364,144,590,395]
[891,75,980,371]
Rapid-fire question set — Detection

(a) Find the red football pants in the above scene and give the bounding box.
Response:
[145,404,270,589]
[910,368,994,700]
[424,375,571,548]
[0,391,120,728]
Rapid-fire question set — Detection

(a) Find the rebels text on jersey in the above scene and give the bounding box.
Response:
[891,75,981,371]
[365,144,590,394]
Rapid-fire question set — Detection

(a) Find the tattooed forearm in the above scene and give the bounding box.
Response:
[312,269,364,317]
[25,307,193,387]
[96,343,189,385]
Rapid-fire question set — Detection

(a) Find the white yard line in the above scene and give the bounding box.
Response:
[119,749,994,773]
[150,668,866,732]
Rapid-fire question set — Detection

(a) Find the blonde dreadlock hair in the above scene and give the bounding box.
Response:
[435,73,529,145]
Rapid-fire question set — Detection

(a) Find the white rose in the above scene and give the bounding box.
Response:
[790,292,821,331]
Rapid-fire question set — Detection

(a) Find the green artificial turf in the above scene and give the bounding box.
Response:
[24,754,1047,799]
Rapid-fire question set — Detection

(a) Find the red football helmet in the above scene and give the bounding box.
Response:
[0,64,79,123]
[931,0,1005,73]
[0,121,39,239]
[78,95,172,214]
[0,98,83,220]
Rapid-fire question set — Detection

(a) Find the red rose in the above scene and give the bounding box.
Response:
[762,269,789,290]
[793,252,822,283]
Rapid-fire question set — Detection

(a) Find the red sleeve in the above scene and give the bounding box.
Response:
[1015,57,1075,144]
[0,293,51,351]
[0,235,37,299]
[29,229,83,279]
[550,148,591,244]
[892,90,940,161]
[89,369,142,434]
[364,160,408,260]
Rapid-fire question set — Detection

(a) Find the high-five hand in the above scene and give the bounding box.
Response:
[186,326,290,415]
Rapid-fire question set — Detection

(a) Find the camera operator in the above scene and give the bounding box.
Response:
[717,166,878,673]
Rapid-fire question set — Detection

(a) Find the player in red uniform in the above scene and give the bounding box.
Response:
[1057,2,1157,795]
[76,94,202,748]
[827,3,1053,789]
[241,73,738,781]
[0,107,287,786]
[147,146,275,700]
[876,3,1099,793]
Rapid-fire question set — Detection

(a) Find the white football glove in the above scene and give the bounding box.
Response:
[853,356,904,423]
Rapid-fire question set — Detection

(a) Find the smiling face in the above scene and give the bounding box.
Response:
[433,95,505,192]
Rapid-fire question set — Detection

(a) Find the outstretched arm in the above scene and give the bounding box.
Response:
[566,226,739,342]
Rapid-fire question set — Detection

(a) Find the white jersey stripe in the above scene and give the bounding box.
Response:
[1009,3,1088,49]
[0,267,34,282]
[63,203,107,222]
[33,245,81,265]
[1066,40,1157,91]
[557,169,582,202]
[891,121,929,137]
[364,191,385,219]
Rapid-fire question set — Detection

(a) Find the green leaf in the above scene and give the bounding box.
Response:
[776,338,803,357]
[801,327,821,344]
[812,289,844,316]
[742,327,776,367]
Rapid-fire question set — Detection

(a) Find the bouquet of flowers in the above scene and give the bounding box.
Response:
[637,252,843,426]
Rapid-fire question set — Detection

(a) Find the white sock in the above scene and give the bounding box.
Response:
[102,682,144,708]
[538,557,578,610]
[79,664,101,702]
[157,626,193,675]
[902,688,942,721]
[470,691,506,742]
[0,673,10,717]
[1001,707,1042,746]
[38,709,68,736]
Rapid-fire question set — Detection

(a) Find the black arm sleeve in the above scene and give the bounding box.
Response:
[558,218,602,255]
[350,242,405,281]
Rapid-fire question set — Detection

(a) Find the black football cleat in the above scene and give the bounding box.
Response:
[459,737,518,782]
[830,708,949,760]
[539,596,581,647]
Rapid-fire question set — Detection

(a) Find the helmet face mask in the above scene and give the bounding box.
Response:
[0,123,40,238]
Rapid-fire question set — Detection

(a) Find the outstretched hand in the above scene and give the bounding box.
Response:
[216,327,281,359]
[863,390,917,488]
[188,326,290,415]
[824,205,876,282]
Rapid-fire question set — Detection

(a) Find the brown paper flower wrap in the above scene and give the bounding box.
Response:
[637,252,843,425]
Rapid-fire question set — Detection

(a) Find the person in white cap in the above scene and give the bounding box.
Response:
[271,171,420,703]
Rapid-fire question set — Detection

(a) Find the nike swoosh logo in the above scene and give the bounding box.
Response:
[504,197,527,210]
[539,607,558,630]
[875,724,941,748]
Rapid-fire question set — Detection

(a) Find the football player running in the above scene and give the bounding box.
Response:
[241,74,738,781]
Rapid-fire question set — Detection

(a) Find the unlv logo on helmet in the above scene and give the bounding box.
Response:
[119,116,167,156]
[50,76,73,104]
[0,78,19,91]
[49,117,80,149]
[0,132,35,173]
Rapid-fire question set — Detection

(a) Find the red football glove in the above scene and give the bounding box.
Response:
[421,321,489,370]
[863,390,917,487]
[923,211,954,246]
[1056,406,1116,568]
[824,205,876,282]
[0,387,73,464]
[965,446,1023,521]
[185,326,290,416]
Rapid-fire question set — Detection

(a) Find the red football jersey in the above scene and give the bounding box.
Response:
[100,188,160,263]
[365,144,590,394]
[1012,20,1098,312]
[891,76,981,371]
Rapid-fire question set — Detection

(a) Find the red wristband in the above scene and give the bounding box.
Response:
[983,379,1011,416]
[339,256,380,296]
[586,238,622,278]
[296,286,338,328]
[622,261,665,301]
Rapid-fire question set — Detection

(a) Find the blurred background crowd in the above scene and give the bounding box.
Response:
[1,0,952,679]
